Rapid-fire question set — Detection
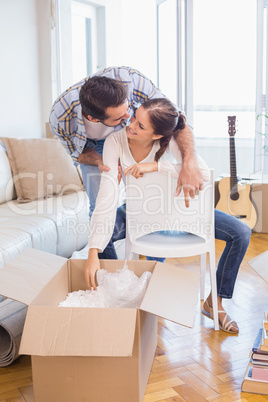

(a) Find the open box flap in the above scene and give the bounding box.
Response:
[19,306,137,357]
[0,248,67,306]
[140,262,200,327]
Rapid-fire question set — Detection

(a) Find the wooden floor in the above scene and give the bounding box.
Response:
[0,233,268,401]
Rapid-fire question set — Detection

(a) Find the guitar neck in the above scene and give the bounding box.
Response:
[229,136,238,189]
[227,115,239,201]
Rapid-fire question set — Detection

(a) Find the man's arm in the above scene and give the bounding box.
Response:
[77,147,103,165]
[77,147,111,174]
[174,125,204,207]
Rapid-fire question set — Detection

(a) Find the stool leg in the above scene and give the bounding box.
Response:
[200,253,206,300]
[209,248,219,331]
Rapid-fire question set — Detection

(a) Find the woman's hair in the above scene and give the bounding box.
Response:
[79,76,128,120]
[141,98,186,162]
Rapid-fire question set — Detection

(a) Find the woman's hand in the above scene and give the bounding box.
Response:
[124,162,158,179]
[98,161,122,184]
[98,163,110,173]
[84,249,100,290]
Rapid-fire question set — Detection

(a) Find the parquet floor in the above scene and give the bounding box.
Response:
[0,233,268,401]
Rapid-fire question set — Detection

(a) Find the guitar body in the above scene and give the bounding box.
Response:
[216,177,257,229]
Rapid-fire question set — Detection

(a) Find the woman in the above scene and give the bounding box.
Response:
[84,97,251,334]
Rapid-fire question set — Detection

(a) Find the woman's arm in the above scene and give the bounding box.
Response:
[85,134,121,289]
[124,138,209,185]
[124,158,209,182]
[84,249,100,290]
[124,162,158,178]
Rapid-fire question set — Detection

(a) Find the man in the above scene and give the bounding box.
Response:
[50,66,202,258]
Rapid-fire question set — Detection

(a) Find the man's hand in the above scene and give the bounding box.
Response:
[84,249,100,290]
[174,124,204,207]
[175,160,204,208]
[124,162,158,179]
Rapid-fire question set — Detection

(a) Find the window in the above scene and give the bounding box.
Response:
[157,0,179,105]
[157,0,268,177]
[193,0,257,140]
[71,1,98,83]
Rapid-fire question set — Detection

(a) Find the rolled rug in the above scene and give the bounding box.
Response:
[0,299,28,367]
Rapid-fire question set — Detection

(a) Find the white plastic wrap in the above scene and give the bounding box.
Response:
[58,262,151,308]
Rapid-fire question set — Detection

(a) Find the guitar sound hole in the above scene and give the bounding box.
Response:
[230,192,239,201]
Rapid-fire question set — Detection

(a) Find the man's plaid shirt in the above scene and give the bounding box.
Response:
[49,66,164,165]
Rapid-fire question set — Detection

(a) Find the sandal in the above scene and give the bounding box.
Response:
[202,299,239,334]
[202,299,214,320]
[218,310,239,334]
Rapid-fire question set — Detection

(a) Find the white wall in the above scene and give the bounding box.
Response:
[0,0,58,139]
[0,0,44,138]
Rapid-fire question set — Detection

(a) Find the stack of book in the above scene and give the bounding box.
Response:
[242,313,268,394]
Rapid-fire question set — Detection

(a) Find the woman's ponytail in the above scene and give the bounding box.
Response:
[174,112,186,132]
[141,99,187,162]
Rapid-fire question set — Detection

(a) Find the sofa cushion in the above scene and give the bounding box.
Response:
[0,191,89,263]
[0,218,58,268]
[1,138,84,203]
[0,141,16,204]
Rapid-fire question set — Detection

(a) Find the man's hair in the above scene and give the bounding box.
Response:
[79,76,128,120]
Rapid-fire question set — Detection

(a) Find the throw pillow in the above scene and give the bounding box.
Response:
[1,137,84,203]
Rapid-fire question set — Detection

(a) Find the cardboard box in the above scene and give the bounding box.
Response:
[0,248,200,402]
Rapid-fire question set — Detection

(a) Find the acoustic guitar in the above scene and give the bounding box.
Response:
[216,116,257,229]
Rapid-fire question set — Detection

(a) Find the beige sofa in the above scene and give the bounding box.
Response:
[0,137,90,269]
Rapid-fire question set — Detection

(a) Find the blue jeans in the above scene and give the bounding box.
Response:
[109,204,165,263]
[214,209,251,299]
[103,204,127,259]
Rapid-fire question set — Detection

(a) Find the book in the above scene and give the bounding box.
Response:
[252,328,268,354]
[252,366,268,381]
[261,329,268,351]
[252,352,268,361]
[241,363,268,394]
[242,325,268,395]
[252,359,268,366]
